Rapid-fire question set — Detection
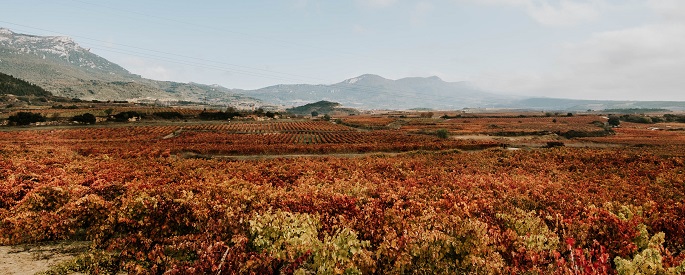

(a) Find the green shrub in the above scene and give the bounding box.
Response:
[497,208,559,253]
[8,112,45,125]
[112,111,142,122]
[614,224,685,275]
[72,113,96,124]
[382,211,504,274]
[436,129,449,139]
[608,116,621,127]
[249,210,373,274]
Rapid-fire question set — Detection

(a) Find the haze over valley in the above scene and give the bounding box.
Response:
[2,27,685,111]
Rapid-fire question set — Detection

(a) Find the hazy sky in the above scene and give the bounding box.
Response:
[1,0,684,101]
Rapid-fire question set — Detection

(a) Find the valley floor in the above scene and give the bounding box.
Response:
[1,114,684,273]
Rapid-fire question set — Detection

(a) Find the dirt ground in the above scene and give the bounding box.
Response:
[0,241,88,275]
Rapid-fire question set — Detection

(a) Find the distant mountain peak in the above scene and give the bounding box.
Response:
[398,75,444,82]
[0,28,259,105]
[342,74,385,84]
[1,28,81,57]
[0,28,13,35]
[342,74,446,85]
[0,27,132,78]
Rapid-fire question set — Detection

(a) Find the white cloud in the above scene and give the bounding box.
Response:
[648,0,685,22]
[473,21,685,101]
[555,23,685,100]
[465,0,685,101]
[526,0,601,26]
[462,0,603,26]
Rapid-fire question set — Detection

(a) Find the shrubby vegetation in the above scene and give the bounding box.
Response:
[1,134,684,273]
[0,72,52,97]
[603,108,669,114]
[435,128,449,139]
[72,113,96,124]
[608,116,621,127]
[111,111,142,122]
[619,114,657,124]
[1,115,685,273]
[198,110,240,120]
[7,112,45,125]
[664,114,685,123]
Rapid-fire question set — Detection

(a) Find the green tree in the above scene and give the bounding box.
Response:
[8,112,45,126]
[73,113,97,124]
[608,116,621,127]
[311,111,319,117]
[436,129,449,139]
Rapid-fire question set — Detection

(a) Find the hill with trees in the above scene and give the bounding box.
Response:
[286,100,359,116]
[0,72,51,97]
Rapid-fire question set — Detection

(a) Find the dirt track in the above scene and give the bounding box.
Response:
[0,242,88,274]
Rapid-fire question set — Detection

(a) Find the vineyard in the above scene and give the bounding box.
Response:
[1,117,685,274]
[399,115,607,136]
[0,107,206,120]
[0,121,500,157]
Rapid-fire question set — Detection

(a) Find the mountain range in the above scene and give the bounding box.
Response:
[2,27,685,111]
[0,28,256,105]
[238,74,518,110]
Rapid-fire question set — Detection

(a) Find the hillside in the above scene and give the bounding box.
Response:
[0,28,258,105]
[0,72,51,97]
[241,74,685,111]
[286,100,359,116]
[242,74,517,110]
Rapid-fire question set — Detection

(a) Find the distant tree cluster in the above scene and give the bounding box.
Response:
[72,113,96,124]
[608,116,621,127]
[8,112,46,126]
[610,114,683,124]
[663,114,685,123]
[198,110,240,120]
[619,115,656,124]
[603,108,669,114]
[287,100,343,116]
[112,111,142,122]
[0,73,52,97]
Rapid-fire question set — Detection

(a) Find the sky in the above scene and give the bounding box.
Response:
[1,0,684,101]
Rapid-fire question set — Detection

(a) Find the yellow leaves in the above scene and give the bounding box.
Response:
[248,210,372,274]
[497,207,560,253]
[613,225,685,275]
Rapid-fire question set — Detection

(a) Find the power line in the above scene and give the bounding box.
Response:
[0,21,484,108]
[64,0,365,60]
[0,20,321,83]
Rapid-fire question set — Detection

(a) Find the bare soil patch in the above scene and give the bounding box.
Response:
[0,241,89,275]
